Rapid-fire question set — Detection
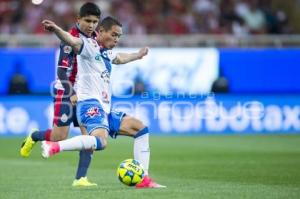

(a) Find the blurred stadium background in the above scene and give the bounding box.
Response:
[0,0,300,198]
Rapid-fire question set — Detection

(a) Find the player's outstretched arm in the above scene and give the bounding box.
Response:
[113,47,149,65]
[42,20,83,53]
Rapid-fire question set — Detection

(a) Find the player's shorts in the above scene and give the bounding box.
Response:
[109,110,126,138]
[76,99,125,138]
[53,89,79,127]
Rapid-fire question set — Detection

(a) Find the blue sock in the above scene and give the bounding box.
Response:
[134,127,149,138]
[31,129,52,141]
[95,137,103,150]
[75,150,93,180]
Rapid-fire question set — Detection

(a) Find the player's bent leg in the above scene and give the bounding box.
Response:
[20,128,53,157]
[133,126,166,188]
[119,116,150,173]
[71,128,108,187]
[118,116,145,137]
[118,116,166,188]
[41,128,108,158]
[29,89,73,157]
[21,125,70,157]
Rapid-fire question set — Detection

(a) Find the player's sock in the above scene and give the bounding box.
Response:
[75,150,93,179]
[58,135,102,151]
[134,127,150,175]
[31,129,52,141]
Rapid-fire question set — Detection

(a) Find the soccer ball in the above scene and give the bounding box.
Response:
[117,159,145,186]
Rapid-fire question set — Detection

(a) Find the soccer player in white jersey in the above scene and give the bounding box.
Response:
[41,17,165,188]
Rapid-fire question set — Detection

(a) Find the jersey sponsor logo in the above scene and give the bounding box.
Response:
[62,59,69,66]
[63,46,72,54]
[95,53,102,61]
[102,51,108,59]
[101,70,110,83]
[86,107,100,118]
[101,50,113,61]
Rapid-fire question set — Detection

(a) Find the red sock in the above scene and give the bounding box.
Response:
[44,129,52,141]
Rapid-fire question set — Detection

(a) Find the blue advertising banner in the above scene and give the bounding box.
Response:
[0,48,56,94]
[219,48,300,93]
[0,95,299,136]
[1,48,300,95]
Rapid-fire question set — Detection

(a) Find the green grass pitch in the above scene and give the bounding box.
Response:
[0,135,300,199]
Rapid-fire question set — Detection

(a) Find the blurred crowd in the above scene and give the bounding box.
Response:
[0,0,297,35]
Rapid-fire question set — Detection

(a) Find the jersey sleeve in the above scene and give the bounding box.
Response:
[78,37,94,59]
[107,49,117,63]
[57,42,74,68]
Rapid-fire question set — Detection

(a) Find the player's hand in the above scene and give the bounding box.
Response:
[42,20,57,32]
[70,94,78,106]
[138,47,149,59]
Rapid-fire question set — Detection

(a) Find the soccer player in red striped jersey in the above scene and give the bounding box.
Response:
[20,2,101,187]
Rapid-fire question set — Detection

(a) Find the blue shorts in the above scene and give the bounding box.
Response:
[53,89,79,127]
[109,110,126,138]
[77,99,125,138]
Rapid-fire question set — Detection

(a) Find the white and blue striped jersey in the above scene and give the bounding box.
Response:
[76,37,116,113]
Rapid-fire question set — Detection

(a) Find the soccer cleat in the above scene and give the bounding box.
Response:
[135,176,166,188]
[41,141,60,158]
[20,129,38,157]
[72,177,97,187]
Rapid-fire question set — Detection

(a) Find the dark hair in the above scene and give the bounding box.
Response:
[79,2,101,18]
[100,16,122,31]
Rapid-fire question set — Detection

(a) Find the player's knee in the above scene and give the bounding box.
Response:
[91,128,108,150]
[134,126,149,138]
[131,118,146,133]
[135,119,145,129]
